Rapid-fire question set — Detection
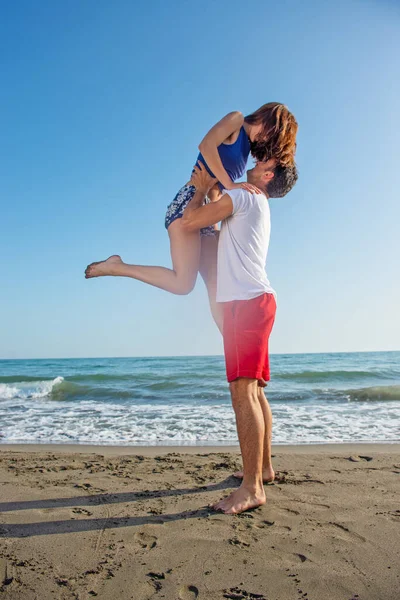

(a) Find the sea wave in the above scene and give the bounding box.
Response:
[0,375,56,383]
[0,377,64,400]
[70,372,205,383]
[1,374,400,405]
[0,372,221,385]
[2,367,397,388]
[0,378,139,402]
[275,369,399,382]
[0,378,227,403]
[345,385,400,402]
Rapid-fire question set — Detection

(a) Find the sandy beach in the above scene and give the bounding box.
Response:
[0,443,399,600]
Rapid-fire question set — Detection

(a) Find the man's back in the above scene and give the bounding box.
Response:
[217,188,275,303]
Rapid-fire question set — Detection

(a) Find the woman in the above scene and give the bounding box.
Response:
[85,103,298,331]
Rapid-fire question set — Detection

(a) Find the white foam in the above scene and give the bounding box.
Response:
[0,377,64,401]
[0,396,399,445]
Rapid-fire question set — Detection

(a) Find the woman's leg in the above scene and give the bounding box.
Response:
[85,219,201,295]
[199,232,224,333]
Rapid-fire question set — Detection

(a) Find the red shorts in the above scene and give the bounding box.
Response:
[222,293,277,384]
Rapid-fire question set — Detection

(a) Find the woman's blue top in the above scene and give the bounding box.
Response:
[196,126,250,189]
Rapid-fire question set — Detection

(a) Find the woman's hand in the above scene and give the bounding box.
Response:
[224,181,264,194]
[191,163,217,194]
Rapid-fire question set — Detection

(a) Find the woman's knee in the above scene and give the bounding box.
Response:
[174,277,197,295]
[172,268,197,295]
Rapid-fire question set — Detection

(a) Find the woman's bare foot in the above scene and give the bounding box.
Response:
[210,484,266,515]
[85,255,123,279]
[233,466,275,484]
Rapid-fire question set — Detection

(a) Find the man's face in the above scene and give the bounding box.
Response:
[247,159,276,187]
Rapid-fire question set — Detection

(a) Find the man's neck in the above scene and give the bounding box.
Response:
[246,181,268,198]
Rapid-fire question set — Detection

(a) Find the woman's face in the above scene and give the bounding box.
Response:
[248,123,264,141]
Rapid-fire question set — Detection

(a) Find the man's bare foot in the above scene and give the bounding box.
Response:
[85,255,122,278]
[233,466,275,484]
[210,484,266,515]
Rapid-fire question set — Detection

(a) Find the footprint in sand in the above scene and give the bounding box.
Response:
[0,559,11,586]
[223,587,266,599]
[72,508,93,516]
[134,531,157,549]
[254,520,275,529]
[294,553,308,562]
[178,584,199,599]
[327,522,366,543]
[347,455,373,462]
[228,536,250,548]
[283,508,300,515]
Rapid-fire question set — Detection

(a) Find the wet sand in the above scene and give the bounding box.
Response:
[0,443,399,599]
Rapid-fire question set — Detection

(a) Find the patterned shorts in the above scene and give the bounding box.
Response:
[165,184,216,237]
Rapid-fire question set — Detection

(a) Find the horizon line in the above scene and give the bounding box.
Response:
[0,349,399,361]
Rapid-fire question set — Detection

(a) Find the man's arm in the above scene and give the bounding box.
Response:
[182,191,233,232]
[182,163,234,231]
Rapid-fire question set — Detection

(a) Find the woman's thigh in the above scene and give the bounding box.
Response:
[168,219,201,293]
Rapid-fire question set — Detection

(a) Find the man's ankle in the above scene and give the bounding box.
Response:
[262,464,273,470]
[242,478,265,493]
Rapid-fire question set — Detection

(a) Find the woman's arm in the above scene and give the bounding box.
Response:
[198,111,244,190]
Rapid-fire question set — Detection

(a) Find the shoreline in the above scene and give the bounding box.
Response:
[1,441,399,456]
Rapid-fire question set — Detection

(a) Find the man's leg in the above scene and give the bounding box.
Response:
[199,233,224,334]
[211,378,266,514]
[233,386,275,483]
[258,386,275,478]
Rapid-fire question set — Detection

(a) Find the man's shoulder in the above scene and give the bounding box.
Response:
[223,188,266,200]
[223,188,268,217]
[249,190,269,207]
[241,188,267,202]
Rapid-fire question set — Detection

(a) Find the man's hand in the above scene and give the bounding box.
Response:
[191,163,217,194]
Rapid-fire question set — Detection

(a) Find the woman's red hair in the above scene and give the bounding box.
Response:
[245,102,298,167]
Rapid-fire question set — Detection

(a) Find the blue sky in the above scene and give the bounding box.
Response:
[1,0,399,359]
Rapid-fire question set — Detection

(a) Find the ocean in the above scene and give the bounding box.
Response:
[0,352,399,446]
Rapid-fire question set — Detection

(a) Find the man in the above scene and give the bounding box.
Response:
[182,159,298,514]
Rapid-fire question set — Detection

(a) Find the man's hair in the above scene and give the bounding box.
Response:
[266,163,299,198]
